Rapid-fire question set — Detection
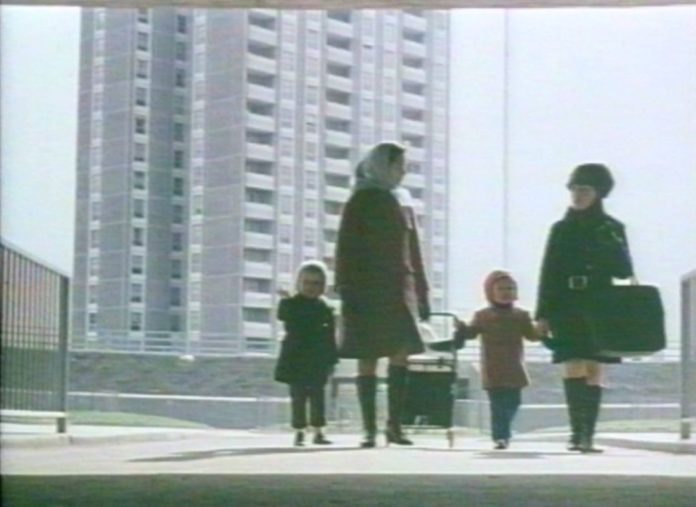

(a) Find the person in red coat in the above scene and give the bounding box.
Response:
[335,141,430,448]
[454,271,540,449]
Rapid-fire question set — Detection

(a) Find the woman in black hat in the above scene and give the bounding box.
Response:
[535,163,636,453]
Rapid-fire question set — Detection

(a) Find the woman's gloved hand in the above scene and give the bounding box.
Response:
[418,300,430,321]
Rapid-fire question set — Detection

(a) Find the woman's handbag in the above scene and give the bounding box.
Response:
[586,284,666,358]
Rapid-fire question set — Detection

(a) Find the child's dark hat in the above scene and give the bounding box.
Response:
[567,163,614,198]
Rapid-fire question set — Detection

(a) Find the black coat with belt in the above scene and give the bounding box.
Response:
[274,295,338,386]
[536,203,634,363]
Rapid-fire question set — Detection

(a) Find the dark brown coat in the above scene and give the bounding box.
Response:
[456,307,540,389]
[335,188,429,359]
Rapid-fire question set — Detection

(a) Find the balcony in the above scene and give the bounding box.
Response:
[248,25,277,46]
[323,240,337,254]
[243,321,273,338]
[244,232,274,249]
[326,130,352,147]
[324,214,340,229]
[243,291,273,307]
[406,146,426,161]
[244,261,273,278]
[245,202,275,220]
[401,92,426,110]
[402,40,426,58]
[249,8,278,19]
[247,83,276,103]
[326,74,353,94]
[326,46,353,66]
[245,172,274,190]
[326,102,352,120]
[246,142,275,161]
[404,173,426,189]
[325,185,350,202]
[246,53,277,74]
[327,18,354,38]
[402,66,426,84]
[402,118,426,136]
[246,112,275,131]
[403,12,427,32]
[324,157,352,175]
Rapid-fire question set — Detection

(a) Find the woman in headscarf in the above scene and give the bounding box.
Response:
[535,163,635,453]
[335,141,430,448]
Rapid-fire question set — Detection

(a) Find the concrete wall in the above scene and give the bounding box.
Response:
[68,391,679,431]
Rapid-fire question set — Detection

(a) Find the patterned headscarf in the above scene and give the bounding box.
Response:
[353,141,412,206]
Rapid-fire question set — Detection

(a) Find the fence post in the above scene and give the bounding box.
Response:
[57,276,70,434]
[681,270,696,440]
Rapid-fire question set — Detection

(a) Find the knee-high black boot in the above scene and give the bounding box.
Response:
[386,365,413,446]
[356,376,377,448]
[563,378,585,451]
[580,384,604,454]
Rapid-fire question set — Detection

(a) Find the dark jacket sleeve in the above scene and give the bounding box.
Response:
[536,223,563,320]
[596,220,634,279]
[277,298,303,336]
[407,208,430,313]
[326,306,339,365]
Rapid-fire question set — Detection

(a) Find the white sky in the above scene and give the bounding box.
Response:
[2,6,695,344]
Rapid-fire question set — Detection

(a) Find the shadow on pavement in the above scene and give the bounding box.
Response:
[130,445,356,463]
[472,450,574,459]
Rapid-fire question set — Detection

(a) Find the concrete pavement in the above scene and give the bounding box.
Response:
[3,429,695,476]
[2,421,695,454]
[3,428,695,507]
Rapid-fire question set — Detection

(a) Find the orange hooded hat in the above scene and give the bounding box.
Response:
[483,270,517,305]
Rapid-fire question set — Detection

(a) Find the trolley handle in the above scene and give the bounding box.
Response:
[422,312,465,354]
[427,311,461,321]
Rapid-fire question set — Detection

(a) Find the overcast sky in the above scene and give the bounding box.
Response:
[2,6,695,344]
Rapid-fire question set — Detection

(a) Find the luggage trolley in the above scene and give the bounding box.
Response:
[401,312,463,448]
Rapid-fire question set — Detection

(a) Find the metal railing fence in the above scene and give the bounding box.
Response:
[1,240,69,432]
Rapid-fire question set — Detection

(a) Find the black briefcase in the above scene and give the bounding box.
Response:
[587,285,666,358]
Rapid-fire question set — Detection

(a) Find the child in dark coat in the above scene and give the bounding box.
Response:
[455,271,540,449]
[274,261,338,446]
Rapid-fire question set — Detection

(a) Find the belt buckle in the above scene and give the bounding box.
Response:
[568,275,588,290]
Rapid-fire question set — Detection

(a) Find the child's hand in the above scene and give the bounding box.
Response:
[455,318,467,330]
[277,289,291,299]
[535,319,550,337]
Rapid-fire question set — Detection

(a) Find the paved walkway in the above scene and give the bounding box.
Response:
[3,426,694,507]
[2,422,694,454]
[2,427,695,476]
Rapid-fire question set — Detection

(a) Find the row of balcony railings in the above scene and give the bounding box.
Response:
[0,240,70,433]
[246,16,429,41]
[71,331,265,356]
[681,269,696,439]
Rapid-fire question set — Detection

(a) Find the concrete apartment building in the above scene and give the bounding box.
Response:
[72,7,450,356]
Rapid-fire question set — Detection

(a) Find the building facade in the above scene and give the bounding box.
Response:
[72,7,450,356]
